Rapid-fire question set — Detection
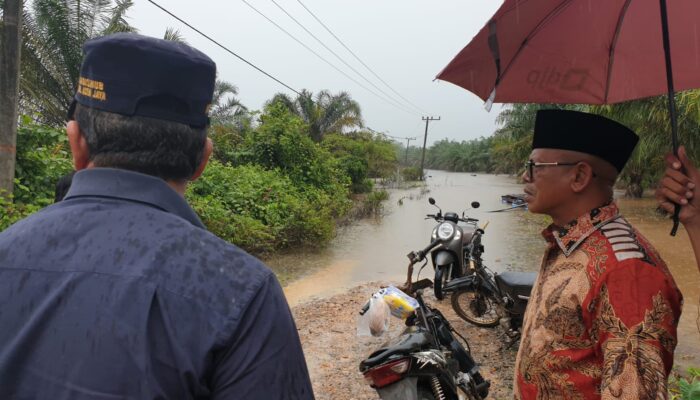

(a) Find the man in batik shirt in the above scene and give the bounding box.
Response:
[515,110,682,400]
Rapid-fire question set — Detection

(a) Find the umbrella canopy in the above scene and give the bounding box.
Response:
[436,0,700,105]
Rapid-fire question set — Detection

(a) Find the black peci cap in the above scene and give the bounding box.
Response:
[533,109,639,172]
[68,33,216,128]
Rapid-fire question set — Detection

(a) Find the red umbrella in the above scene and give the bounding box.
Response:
[436,0,700,234]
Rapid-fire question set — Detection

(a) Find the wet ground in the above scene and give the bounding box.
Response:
[292,282,517,400]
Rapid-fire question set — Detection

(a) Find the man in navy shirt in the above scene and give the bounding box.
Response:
[0,33,314,399]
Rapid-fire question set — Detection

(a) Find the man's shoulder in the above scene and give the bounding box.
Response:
[0,197,276,317]
[592,216,662,266]
[586,216,676,290]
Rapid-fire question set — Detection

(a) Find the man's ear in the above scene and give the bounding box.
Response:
[190,138,213,181]
[66,120,90,170]
[570,162,594,193]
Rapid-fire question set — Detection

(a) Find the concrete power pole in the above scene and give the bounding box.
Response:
[419,116,440,180]
[0,0,22,197]
[404,137,416,164]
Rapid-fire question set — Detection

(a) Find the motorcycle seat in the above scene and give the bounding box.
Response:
[359,330,432,370]
[495,272,536,296]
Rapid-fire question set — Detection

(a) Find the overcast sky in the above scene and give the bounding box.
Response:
[129,1,503,145]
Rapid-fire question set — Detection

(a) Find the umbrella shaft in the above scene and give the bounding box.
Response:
[659,0,679,155]
[659,0,681,236]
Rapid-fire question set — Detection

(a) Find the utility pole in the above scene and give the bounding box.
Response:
[404,137,416,164]
[420,116,440,180]
[0,0,22,197]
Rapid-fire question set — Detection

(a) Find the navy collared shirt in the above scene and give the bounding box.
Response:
[0,168,314,399]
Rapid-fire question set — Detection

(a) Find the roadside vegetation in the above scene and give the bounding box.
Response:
[0,0,398,256]
[399,96,700,197]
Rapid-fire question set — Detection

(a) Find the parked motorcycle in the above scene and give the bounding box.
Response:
[423,197,481,300]
[359,257,490,399]
[443,226,536,345]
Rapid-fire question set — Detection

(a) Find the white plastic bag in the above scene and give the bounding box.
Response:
[357,293,391,337]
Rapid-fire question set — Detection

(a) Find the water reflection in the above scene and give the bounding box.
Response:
[272,170,699,368]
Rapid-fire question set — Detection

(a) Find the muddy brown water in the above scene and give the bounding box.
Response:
[269,170,700,370]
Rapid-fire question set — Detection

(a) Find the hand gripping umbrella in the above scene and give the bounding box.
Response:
[436,0,700,235]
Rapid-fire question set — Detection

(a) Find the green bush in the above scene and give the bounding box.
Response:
[14,116,73,206]
[359,189,390,217]
[669,367,700,400]
[188,161,345,254]
[401,166,423,181]
[322,132,397,193]
[353,178,374,194]
[0,193,43,231]
[1,117,73,231]
[240,104,348,191]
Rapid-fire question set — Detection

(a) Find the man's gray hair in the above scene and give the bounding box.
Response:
[74,103,207,181]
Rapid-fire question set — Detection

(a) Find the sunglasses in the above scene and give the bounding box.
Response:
[525,160,595,181]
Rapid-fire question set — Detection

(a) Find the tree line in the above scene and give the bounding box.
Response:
[398,96,700,197]
[0,0,398,256]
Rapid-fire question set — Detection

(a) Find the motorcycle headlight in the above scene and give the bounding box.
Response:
[437,223,455,240]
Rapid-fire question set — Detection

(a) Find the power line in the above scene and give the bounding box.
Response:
[145,0,300,95]
[295,0,429,115]
[366,127,415,141]
[270,0,419,115]
[241,0,417,117]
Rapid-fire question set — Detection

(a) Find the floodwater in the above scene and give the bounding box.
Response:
[270,169,700,369]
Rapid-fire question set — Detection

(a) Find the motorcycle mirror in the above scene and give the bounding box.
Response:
[471,201,480,209]
[428,197,436,205]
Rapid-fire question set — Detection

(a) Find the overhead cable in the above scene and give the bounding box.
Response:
[366,127,415,141]
[241,0,417,116]
[145,0,300,95]
[270,0,418,115]
[295,0,429,115]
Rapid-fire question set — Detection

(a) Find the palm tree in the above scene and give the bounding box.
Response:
[210,80,247,127]
[589,95,700,197]
[19,0,135,126]
[491,104,540,174]
[267,89,363,142]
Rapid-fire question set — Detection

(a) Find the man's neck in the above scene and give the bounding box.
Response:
[82,164,188,197]
[166,180,188,196]
[550,196,611,227]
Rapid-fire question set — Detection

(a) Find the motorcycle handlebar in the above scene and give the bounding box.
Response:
[407,240,440,263]
[359,300,370,316]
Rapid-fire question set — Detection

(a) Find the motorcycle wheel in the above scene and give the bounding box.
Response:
[433,266,448,301]
[451,288,500,327]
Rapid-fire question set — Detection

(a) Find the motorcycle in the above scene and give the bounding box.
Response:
[443,226,537,346]
[422,197,481,300]
[359,255,490,400]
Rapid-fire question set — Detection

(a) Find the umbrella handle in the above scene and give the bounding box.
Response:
[671,206,680,236]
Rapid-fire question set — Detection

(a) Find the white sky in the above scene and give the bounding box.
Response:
[129,0,503,145]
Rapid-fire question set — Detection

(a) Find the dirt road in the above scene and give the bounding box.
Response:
[291,283,517,399]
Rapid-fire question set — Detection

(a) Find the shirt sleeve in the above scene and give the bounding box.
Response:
[210,272,315,400]
[591,261,681,400]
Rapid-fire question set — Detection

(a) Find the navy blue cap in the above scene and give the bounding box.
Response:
[69,33,216,128]
[533,110,639,172]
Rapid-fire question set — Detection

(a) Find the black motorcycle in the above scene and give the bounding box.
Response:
[443,227,537,345]
[359,262,490,399]
[424,197,481,300]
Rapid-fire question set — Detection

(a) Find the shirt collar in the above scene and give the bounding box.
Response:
[64,168,205,229]
[542,202,620,256]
